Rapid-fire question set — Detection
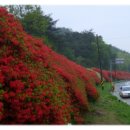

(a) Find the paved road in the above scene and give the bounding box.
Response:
[111,81,130,105]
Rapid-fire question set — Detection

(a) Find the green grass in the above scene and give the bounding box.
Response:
[84,82,130,124]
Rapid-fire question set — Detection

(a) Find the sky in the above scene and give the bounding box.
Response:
[42,5,130,53]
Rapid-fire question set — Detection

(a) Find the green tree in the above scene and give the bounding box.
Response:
[5,5,57,37]
[22,9,49,36]
[4,5,130,71]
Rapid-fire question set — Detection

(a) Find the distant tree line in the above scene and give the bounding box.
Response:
[4,5,130,71]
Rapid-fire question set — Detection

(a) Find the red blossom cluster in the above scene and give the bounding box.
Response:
[112,71,130,80]
[93,68,130,82]
[87,69,101,84]
[0,7,99,124]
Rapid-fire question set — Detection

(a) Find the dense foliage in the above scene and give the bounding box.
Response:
[94,68,130,82]
[5,5,130,72]
[2,6,130,124]
[0,7,100,124]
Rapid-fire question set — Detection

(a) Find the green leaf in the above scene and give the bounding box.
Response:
[0,83,2,88]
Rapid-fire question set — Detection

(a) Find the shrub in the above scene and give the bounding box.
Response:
[0,7,99,124]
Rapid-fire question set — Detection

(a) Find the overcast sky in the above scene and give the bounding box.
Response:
[42,5,130,53]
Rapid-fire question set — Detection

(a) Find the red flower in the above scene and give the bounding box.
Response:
[0,72,4,84]
[0,102,3,109]
[10,80,24,91]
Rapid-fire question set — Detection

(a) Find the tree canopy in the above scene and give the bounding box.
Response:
[5,5,130,71]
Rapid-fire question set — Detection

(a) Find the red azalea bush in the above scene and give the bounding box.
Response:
[112,71,130,80]
[93,68,112,82]
[87,69,101,84]
[0,7,99,124]
[93,68,130,82]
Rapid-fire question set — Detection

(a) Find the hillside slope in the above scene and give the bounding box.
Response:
[0,7,99,124]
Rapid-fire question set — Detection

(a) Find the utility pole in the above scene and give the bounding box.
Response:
[109,45,113,82]
[110,59,113,82]
[115,58,124,81]
[115,59,117,81]
[96,35,103,82]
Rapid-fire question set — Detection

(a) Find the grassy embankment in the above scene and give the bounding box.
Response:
[84,82,130,124]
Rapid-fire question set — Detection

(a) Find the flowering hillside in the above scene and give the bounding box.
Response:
[0,7,100,124]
